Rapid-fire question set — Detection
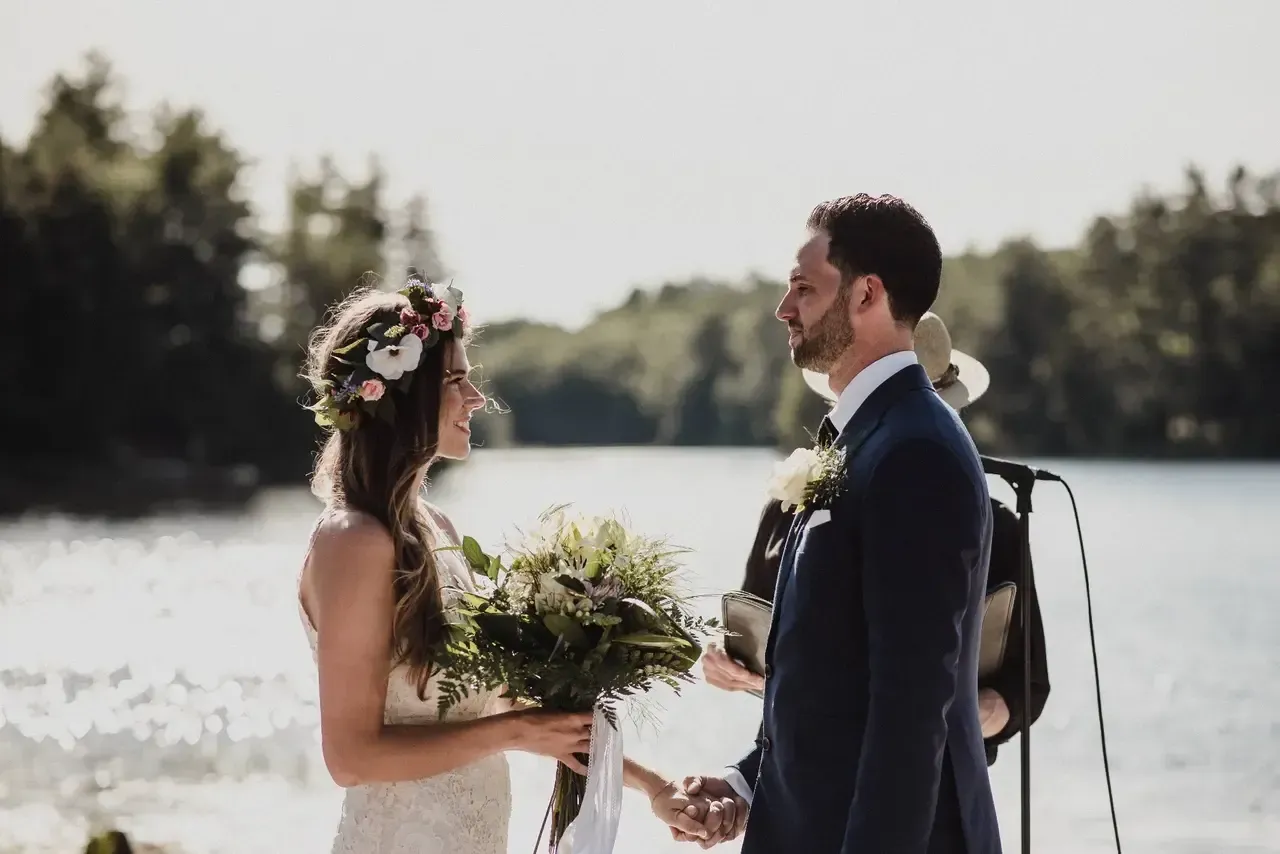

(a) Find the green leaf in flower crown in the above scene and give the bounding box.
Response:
[366,322,387,341]
[461,536,489,572]
[611,632,691,649]
[486,555,502,582]
[309,395,340,424]
[333,337,367,356]
[543,614,590,648]
[331,408,358,432]
[333,353,362,368]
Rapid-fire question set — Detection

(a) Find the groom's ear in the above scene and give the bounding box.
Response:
[853,274,884,313]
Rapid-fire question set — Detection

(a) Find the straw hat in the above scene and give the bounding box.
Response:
[801,311,990,410]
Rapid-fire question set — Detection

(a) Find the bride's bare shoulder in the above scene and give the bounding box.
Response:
[313,508,395,566]
[302,510,396,630]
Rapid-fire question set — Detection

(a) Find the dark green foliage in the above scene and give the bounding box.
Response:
[4,55,1279,517]
[0,56,445,514]
[472,170,1280,459]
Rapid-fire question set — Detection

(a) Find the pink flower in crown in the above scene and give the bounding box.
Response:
[359,379,386,401]
[432,305,455,331]
[410,324,431,341]
[457,305,470,325]
[400,308,422,327]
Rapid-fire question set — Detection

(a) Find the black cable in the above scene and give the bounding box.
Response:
[1057,475,1123,853]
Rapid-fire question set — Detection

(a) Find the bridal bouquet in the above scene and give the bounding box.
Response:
[435,506,717,853]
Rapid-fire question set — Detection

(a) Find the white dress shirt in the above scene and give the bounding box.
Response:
[722,349,919,804]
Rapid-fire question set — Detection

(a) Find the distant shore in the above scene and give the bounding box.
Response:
[0,457,261,520]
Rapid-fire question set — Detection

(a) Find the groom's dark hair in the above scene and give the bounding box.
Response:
[807,193,942,327]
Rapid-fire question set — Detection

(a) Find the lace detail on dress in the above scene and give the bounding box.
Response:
[300,515,511,854]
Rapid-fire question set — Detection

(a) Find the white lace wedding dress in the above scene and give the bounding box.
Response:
[299,522,512,853]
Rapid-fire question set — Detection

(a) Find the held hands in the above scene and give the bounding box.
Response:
[651,776,748,848]
[701,643,765,694]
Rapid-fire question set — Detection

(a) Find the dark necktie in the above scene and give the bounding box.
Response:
[817,416,838,448]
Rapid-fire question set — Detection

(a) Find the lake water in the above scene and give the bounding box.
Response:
[1,448,1278,853]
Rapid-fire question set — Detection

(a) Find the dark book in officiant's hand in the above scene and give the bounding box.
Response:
[721,582,1017,699]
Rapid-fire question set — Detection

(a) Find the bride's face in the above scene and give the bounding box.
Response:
[436,342,485,460]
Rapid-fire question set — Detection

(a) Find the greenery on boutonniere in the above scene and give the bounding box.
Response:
[767,440,847,513]
[305,273,470,432]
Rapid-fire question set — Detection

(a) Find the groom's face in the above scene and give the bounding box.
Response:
[778,231,854,371]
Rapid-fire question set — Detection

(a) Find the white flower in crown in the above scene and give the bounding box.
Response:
[365,334,424,381]
[767,444,846,513]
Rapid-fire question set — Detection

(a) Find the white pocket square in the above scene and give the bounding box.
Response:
[805,508,832,529]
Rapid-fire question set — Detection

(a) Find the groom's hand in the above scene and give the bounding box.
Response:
[675,776,748,848]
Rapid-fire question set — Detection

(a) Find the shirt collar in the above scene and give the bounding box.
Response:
[827,350,919,434]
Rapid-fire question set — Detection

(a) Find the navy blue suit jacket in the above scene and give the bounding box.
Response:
[734,363,1002,854]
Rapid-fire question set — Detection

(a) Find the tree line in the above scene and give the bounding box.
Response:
[3,57,1277,515]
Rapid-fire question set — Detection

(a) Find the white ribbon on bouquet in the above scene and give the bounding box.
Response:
[557,705,624,854]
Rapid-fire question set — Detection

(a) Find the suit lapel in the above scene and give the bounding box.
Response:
[770,508,808,602]
[767,364,932,616]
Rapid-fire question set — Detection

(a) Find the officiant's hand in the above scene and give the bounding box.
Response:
[701,643,765,693]
[978,687,1011,738]
[671,776,747,847]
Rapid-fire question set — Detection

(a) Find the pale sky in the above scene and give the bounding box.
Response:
[3,0,1276,326]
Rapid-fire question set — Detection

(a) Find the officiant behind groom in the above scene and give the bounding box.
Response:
[703,311,1051,767]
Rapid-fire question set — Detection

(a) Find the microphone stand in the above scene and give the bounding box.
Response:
[980,456,1036,854]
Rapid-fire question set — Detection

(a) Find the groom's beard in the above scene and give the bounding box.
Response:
[791,287,853,372]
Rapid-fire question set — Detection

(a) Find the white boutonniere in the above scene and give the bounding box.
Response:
[767,443,846,513]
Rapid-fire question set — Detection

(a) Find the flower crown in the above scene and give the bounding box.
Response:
[308,274,469,432]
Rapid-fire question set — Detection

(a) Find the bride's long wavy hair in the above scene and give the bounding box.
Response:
[302,284,469,698]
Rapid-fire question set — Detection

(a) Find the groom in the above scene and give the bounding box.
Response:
[680,194,1001,853]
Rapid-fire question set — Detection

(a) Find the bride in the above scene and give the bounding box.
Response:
[296,278,727,853]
